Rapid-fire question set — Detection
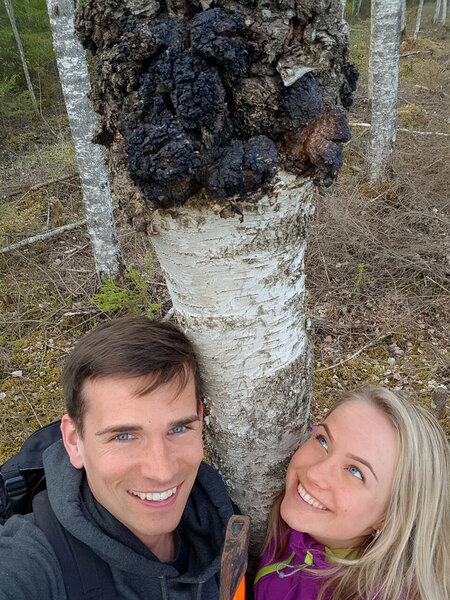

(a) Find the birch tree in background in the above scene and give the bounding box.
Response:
[3,0,38,114]
[368,0,402,182]
[414,0,425,41]
[433,0,442,25]
[75,0,357,551]
[46,0,123,280]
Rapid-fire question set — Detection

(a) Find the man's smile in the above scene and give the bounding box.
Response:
[128,485,179,502]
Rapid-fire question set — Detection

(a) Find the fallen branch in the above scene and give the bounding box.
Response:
[350,122,450,137]
[0,220,86,254]
[3,173,78,198]
[315,331,394,373]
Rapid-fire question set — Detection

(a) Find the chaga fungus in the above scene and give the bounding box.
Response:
[76,1,357,208]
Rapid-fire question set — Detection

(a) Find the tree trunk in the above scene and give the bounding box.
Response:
[368,0,402,182]
[46,0,123,280]
[441,0,447,26]
[414,0,425,41]
[400,0,407,35]
[151,171,314,546]
[433,0,442,25]
[75,0,356,552]
[3,0,38,114]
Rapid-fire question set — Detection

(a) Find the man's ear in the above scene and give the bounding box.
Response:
[60,414,84,469]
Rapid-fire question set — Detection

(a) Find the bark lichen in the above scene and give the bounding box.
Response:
[76,0,357,207]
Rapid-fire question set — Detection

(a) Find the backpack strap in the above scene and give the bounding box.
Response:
[32,491,117,600]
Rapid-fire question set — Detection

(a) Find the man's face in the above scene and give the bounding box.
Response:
[61,373,203,558]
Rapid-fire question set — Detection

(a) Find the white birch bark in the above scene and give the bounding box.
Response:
[433,0,442,25]
[368,0,402,182]
[400,0,406,33]
[3,0,38,114]
[441,0,447,26]
[46,0,123,280]
[414,0,424,41]
[150,171,314,548]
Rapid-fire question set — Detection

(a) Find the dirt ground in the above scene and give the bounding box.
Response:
[0,10,448,462]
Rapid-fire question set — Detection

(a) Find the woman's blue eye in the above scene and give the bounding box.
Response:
[349,466,363,480]
[170,425,186,434]
[317,435,328,450]
[116,433,134,441]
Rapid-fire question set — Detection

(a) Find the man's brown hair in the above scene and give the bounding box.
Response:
[62,316,201,436]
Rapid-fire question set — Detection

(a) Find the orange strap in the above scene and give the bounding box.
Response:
[232,576,245,600]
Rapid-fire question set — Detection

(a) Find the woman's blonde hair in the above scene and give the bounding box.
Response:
[263,386,449,600]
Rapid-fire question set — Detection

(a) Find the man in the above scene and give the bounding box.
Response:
[0,317,237,599]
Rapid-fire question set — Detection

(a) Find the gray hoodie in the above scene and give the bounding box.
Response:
[0,440,236,599]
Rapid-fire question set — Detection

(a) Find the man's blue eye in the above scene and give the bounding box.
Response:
[170,425,186,434]
[349,466,363,480]
[116,433,134,441]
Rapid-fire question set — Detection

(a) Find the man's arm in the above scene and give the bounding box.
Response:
[0,515,66,599]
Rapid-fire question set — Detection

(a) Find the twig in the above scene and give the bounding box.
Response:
[3,174,78,198]
[0,220,86,254]
[19,384,43,428]
[39,327,49,372]
[350,122,450,137]
[315,332,393,373]
[425,275,449,294]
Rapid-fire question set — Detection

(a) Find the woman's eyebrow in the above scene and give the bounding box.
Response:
[347,454,378,481]
[318,423,378,481]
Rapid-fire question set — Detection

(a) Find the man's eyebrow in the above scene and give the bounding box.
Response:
[167,415,201,430]
[96,424,144,437]
[347,454,378,481]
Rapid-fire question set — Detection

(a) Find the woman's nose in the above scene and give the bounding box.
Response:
[306,457,333,490]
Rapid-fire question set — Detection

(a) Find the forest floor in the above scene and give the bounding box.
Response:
[0,11,448,462]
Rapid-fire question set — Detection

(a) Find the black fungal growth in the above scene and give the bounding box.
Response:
[76,1,357,209]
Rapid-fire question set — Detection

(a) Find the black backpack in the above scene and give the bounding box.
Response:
[0,421,116,599]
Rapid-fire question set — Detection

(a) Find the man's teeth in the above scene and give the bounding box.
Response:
[297,482,327,510]
[129,487,177,501]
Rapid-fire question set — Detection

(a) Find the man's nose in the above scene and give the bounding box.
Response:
[139,439,178,484]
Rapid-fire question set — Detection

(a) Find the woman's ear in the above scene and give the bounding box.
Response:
[60,414,85,469]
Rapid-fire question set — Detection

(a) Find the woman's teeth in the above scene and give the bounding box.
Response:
[297,482,327,510]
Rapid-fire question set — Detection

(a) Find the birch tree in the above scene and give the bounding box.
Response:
[74,0,357,550]
[46,0,123,280]
[414,0,425,41]
[368,0,402,182]
[433,0,442,25]
[3,0,38,114]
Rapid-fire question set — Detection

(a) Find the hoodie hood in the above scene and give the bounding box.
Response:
[43,440,235,595]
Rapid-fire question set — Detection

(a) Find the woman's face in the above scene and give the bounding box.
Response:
[280,400,399,549]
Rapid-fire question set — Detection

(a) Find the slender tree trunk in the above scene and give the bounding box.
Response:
[368,0,402,182]
[414,0,425,41]
[441,0,447,25]
[46,0,123,280]
[400,0,407,35]
[75,0,356,551]
[356,0,363,17]
[3,0,38,114]
[433,0,442,25]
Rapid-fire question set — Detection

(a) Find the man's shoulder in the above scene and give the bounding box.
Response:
[0,514,65,599]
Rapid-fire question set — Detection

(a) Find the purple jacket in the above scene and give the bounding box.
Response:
[254,529,334,600]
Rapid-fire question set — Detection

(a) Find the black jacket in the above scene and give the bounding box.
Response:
[0,440,236,599]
